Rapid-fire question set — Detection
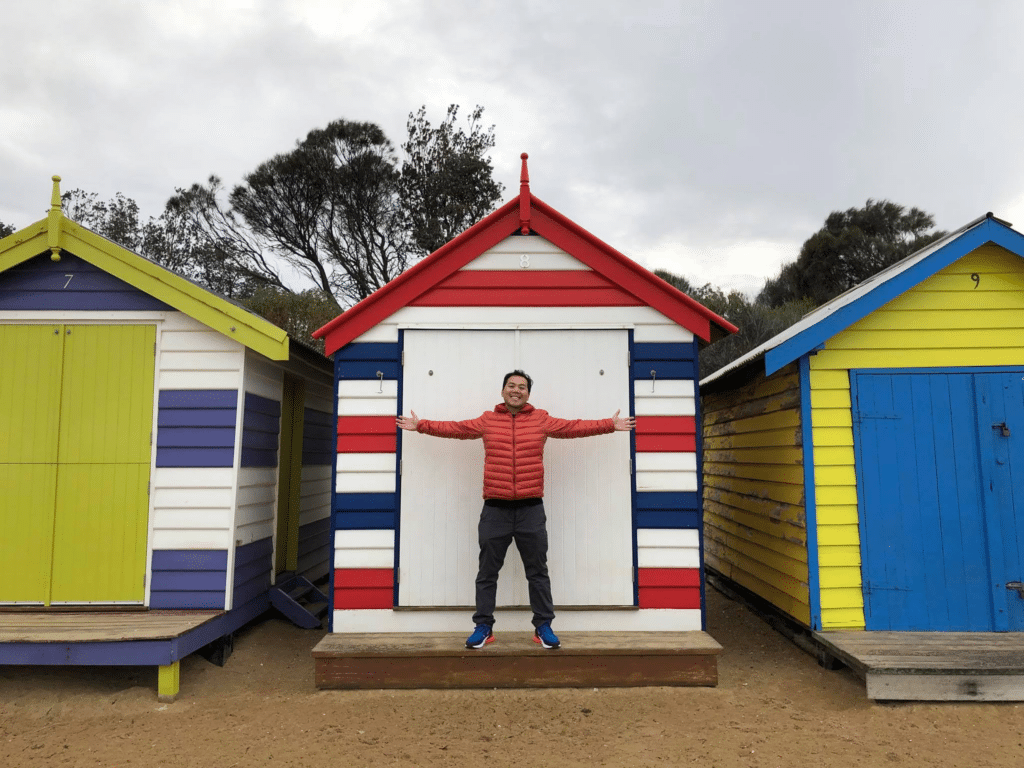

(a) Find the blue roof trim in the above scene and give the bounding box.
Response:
[764,219,1024,375]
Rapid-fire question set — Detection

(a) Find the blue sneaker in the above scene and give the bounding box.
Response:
[466,624,494,648]
[533,622,560,649]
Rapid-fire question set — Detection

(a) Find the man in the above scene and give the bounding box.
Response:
[397,369,635,649]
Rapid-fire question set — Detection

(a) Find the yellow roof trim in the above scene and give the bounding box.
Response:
[0,216,290,361]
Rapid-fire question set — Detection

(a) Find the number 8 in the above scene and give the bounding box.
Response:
[520,254,530,269]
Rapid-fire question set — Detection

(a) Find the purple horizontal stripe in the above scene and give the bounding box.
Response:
[158,409,237,428]
[0,255,173,312]
[150,592,226,609]
[233,575,272,608]
[234,558,270,588]
[156,447,235,467]
[240,448,277,467]
[151,570,228,592]
[159,390,238,409]
[151,549,228,570]
[241,430,280,450]
[244,392,282,417]
[157,426,236,448]
[235,537,273,568]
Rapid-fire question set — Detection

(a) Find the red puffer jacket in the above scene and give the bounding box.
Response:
[416,403,614,500]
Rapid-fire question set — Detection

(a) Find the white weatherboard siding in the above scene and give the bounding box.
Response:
[399,328,634,609]
[337,379,398,416]
[334,529,395,569]
[637,528,701,569]
[459,236,592,270]
[150,467,235,550]
[635,452,699,492]
[159,314,245,390]
[353,305,694,344]
[332,608,703,632]
[633,379,696,416]
[335,453,396,493]
[299,465,333,526]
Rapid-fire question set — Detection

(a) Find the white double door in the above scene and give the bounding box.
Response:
[398,329,634,609]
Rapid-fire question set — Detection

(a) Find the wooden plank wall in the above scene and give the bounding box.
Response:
[702,362,810,625]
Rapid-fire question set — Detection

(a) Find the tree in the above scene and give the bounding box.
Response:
[166,105,503,307]
[759,199,945,307]
[0,221,14,239]
[61,190,145,251]
[400,105,504,254]
[656,270,815,378]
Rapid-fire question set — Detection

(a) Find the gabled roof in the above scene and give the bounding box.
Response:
[313,154,737,356]
[0,176,290,360]
[700,213,1024,389]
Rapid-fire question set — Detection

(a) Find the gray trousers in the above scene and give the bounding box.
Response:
[472,502,555,628]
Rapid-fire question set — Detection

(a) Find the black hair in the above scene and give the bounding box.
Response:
[502,369,532,393]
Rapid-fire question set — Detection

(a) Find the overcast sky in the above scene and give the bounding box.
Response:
[5,1,1024,297]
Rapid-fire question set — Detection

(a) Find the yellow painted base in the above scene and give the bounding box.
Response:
[157,661,180,702]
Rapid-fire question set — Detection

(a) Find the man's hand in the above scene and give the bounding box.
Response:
[611,409,636,431]
[396,411,420,431]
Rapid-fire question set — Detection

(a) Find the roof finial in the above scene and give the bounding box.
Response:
[519,153,531,234]
[48,175,64,261]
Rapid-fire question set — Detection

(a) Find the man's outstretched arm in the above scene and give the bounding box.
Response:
[397,411,485,439]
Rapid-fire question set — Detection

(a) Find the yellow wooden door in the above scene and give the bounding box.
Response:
[50,325,155,603]
[0,324,155,605]
[0,325,64,603]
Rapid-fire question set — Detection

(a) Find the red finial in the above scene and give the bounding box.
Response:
[519,153,531,234]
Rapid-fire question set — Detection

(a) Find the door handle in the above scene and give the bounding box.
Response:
[1006,581,1024,599]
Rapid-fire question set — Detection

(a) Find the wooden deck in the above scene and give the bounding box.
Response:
[814,630,1024,701]
[0,611,223,643]
[313,631,721,689]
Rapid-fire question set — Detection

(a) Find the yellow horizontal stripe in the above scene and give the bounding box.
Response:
[812,446,855,465]
[814,504,859,526]
[704,408,800,437]
[705,502,807,546]
[815,485,858,505]
[813,465,856,486]
[819,586,865,610]
[812,348,1024,369]
[707,514,808,560]
[821,607,866,629]
[810,388,851,409]
[816,524,860,546]
[808,369,849,389]
[706,526,808,582]
[704,538,809,601]
[817,544,861,567]
[857,308,1024,331]
[818,565,863,588]
[828,328,1024,350]
[811,426,853,447]
[809,407,852,428]
[914,272,1024,292]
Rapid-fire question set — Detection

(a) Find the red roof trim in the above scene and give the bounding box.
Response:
[314,176,737,354]
[314,201,521,355]
[527,197,736,341]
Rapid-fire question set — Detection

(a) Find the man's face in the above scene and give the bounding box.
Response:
[502,375,530,412]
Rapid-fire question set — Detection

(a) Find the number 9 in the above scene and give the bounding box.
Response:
[970,273,980,289]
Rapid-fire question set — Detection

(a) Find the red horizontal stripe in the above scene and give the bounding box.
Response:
[337,435,396,453]
[411,287,643,307]
[337,416,397,453]
[638,586,701,609]
[636,416,696,435]
[635,434,696,452]
[337,416,396,435]
[334,568,394,588]
[638,568,701,587]
[334,588,393,609]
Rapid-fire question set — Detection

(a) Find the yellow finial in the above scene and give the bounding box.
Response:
[48,175,63,261]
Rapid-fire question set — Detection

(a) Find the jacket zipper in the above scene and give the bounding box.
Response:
[510,410,517,496]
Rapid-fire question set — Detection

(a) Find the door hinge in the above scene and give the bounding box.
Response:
[401,350,404,366]
[399,459,402,475]
[395,568,400,585]
[629,458,633,475]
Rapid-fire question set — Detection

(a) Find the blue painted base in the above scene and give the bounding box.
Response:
[0,595,269,666]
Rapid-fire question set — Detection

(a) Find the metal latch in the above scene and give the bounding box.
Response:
[1006,581,1024,599]
[994,422,1011,437]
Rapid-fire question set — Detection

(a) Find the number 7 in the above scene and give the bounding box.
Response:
[63,274,74,289]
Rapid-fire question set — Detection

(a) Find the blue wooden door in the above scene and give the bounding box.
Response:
[853,371,1023,631]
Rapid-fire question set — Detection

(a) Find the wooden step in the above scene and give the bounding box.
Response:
[313,631,721,689]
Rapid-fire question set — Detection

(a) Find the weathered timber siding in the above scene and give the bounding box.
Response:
[702,363,809,624]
